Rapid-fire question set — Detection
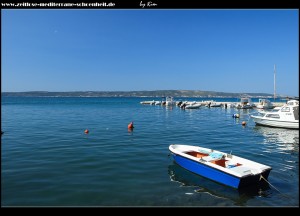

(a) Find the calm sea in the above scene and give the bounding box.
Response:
[1,97,299,207]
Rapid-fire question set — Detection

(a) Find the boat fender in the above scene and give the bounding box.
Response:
[232,114,240,118]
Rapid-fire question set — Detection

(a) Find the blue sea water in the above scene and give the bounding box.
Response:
[1,97,299,207]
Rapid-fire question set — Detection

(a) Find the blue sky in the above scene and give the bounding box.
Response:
[2,9,299,96]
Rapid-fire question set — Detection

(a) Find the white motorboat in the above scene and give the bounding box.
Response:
[236,97,255,109]
[154,101,162,105]
[140,100,155,105]
[256,99,274,109]
[209,102,222,107]
[227,103,236,108]
[250,99,299,129]
[165,96,176,106]
[185,103,202,109]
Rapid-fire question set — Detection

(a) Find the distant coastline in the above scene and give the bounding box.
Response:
[1,90,292,98]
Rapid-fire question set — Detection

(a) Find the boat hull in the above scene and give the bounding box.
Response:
[171,153,271,189]
[185,105,201,109]
[251,116,299,129]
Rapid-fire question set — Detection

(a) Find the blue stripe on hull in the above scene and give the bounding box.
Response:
[173,154,241,189]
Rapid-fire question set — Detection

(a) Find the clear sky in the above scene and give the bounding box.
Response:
[2,9,299,96]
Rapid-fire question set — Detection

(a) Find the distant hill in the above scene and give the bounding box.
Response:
[1,90,282,98]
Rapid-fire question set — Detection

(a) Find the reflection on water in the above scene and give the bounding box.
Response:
[168,163,271,206]
[253,126,299,152]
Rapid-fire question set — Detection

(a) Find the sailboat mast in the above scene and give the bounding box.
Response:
[274,64,276,101]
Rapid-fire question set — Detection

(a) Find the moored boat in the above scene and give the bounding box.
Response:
[169,144,272,189]
[256,98,274,109]
[209,102,222,107]
[185,102,202,109]
[140,100,155,105]
[165,96,176,106]
[250,99,299,129]
[236,97,255,109]
[185,104,202,109]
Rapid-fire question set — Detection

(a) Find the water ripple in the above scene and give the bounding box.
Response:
[2,97,298,206]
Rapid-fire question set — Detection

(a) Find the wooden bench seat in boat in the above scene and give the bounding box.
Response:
[210,159,228,167]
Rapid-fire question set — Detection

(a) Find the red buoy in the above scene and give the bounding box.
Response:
[128,122,134,130]
[84,129,89,134]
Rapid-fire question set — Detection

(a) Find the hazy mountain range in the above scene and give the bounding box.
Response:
[1,90,285,98]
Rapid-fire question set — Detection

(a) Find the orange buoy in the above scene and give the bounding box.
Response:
[242,121,247,126]
[128,122,134,129]
[84,129,89,134]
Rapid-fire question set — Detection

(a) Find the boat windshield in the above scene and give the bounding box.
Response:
[269,109,280,113]
[287,100,299,106]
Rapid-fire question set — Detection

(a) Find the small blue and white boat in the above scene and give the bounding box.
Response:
[169,144,272,189]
